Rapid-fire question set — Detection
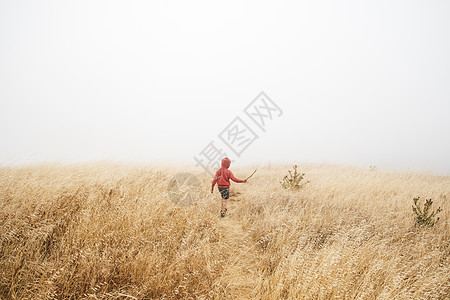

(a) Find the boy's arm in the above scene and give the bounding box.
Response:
[228,170,246,183]
[211,170,220,192]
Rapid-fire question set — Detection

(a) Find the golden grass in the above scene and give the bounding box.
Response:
[0,163,449,299]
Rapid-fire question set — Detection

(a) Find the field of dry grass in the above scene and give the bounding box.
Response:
[0,163,449,299]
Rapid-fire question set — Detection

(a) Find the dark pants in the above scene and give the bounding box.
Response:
[218,187,229,212]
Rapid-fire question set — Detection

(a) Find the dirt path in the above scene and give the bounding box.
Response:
[214,195,261,299]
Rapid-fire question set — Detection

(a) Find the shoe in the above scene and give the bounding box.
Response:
[220,211,225,218]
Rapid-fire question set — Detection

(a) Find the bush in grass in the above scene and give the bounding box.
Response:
[412,197,442,228]
[281,165,307,190]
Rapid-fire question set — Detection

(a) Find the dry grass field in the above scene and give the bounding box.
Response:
[0,163,449,299]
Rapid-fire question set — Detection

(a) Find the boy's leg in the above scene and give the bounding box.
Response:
[218,188,230,216]
[221,197,227,213]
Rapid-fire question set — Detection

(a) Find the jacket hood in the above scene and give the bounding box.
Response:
[221,157,231,169]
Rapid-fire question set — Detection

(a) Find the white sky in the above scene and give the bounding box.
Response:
[1,0,449,175]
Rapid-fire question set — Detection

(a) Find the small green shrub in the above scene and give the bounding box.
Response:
[281,165,307,190]
[412,197,442,228]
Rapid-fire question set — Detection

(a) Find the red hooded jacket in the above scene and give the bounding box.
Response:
[212,157,245,188]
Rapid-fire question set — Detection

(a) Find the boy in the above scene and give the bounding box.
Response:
[211,157,247,217]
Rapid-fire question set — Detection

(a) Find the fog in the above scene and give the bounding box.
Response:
[1,0,449,175]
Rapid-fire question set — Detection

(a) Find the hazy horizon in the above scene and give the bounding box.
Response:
[1,1,450,175]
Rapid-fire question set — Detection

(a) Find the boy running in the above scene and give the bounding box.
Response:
[211,157,247,217]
